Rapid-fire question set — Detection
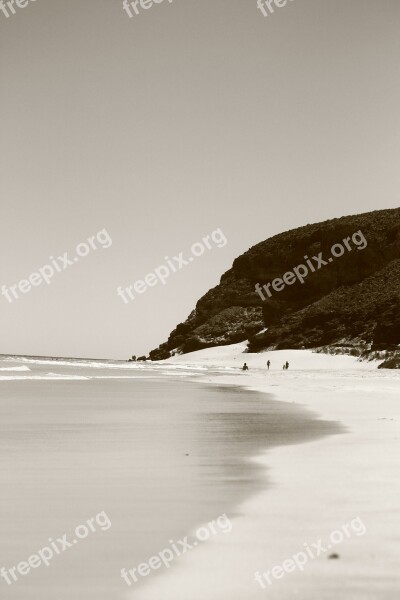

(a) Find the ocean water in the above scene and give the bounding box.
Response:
[0,356,338,599]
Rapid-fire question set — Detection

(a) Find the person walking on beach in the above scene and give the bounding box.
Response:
[267,360,270,370]
[283,364,286,370]
[242,363,249,371]
[286,361,289,370]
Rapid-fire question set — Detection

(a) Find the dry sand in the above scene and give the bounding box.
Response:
[130,344,400,600]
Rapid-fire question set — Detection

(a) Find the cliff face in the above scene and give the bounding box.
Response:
[150,208,400,360]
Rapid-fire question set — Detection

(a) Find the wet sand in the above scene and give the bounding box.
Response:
[0,360,339,600]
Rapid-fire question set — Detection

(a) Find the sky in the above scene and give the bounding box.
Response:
[1,0,399,359]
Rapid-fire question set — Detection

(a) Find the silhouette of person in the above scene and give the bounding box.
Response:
[286,361,289,370]
[267,360,270,370]
[242,363,249,371]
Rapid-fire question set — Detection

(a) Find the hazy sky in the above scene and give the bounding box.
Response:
[1,0,399,359]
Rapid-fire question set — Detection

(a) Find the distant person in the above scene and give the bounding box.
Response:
[242,363,249,371]
[267,360,270,370]
[286,361,289,370]
[283,364,286,370]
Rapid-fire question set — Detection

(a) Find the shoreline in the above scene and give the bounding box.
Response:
[0,357,336,600]
[130,344,400,600]
[1,349,399,598]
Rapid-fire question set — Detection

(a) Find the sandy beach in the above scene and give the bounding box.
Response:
[0,355,333,600]
[128,344,400,600]
[1,348,399,600]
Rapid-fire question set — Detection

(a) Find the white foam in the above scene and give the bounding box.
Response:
[0,375,89,381]
[13,357,144,369]
[0,366,31,372]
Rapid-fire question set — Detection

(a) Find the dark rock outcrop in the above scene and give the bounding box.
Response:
[150,208,400,360]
